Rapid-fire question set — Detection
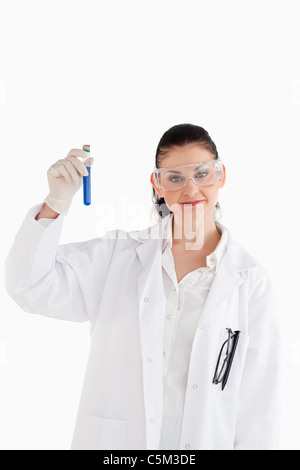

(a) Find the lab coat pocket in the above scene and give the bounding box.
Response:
[211,330,249,397]
[71,413,128,450]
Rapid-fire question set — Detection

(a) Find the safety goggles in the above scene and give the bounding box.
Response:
[153,160,223,192]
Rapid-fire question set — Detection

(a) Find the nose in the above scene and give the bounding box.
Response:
[182,177,204,196]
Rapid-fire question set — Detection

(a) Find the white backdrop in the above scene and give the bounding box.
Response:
[1,0,299,450]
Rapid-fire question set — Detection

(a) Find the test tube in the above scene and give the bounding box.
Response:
[82,144,91,205]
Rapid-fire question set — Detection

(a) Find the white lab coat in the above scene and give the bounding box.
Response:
[5,204,281,450]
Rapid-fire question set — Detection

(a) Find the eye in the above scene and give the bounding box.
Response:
[195,171,209,178]
[168,176,183,183]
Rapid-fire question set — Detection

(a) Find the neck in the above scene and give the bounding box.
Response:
[171,212,220,252]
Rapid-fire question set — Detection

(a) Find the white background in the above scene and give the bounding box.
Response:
[1,0,299,450]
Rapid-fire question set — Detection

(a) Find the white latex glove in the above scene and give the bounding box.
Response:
[44,149,94,215]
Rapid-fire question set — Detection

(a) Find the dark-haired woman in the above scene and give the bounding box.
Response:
[5,124,280,450]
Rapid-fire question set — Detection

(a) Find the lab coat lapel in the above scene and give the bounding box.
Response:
[199,231,251,325]
[134,223,167,449]
[135,238,166,360]
[131,215,170,354]
[199,252,244,325]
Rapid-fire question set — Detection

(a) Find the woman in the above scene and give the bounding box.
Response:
[5,124,280,450]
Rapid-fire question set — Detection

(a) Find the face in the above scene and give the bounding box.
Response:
[150,143,226,223]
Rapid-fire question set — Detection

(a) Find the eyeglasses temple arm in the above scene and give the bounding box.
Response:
[212,339,228,384]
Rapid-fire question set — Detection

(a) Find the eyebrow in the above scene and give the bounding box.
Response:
[165,165,205,174]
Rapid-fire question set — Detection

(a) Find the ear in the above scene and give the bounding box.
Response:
[218,163,226,189]
[150,172,164,198]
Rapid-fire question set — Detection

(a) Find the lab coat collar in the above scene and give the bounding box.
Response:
[129,213,257,273]
[130,213,258,323]
[161,213,228,275]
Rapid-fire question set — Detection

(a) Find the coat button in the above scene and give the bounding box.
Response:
[185,444,191,449]
[192,384,198,389]
[144,298,149,302]
[150,418,155,423]
[146,357,152,363]
[199,324,204,329]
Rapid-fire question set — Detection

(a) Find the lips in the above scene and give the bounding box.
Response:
[181,200,205,205]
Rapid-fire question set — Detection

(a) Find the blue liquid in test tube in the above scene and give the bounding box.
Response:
[83,145,91,205]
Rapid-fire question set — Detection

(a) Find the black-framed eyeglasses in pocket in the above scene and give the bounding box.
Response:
[212,328,241,391]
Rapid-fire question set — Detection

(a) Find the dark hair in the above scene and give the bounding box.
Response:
[151,123,223,222]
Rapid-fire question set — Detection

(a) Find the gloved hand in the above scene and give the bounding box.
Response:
[44,149,94,216]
